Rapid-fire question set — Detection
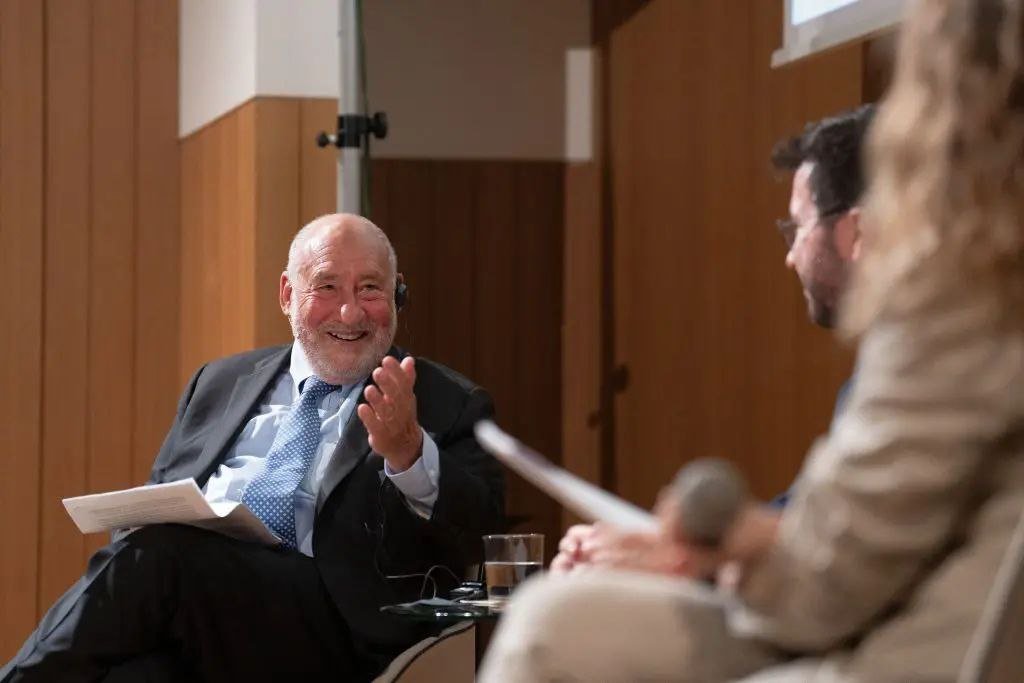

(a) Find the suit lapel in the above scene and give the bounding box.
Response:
[315,347,408,511]
[316,395,373,512]
[194,346,291,484]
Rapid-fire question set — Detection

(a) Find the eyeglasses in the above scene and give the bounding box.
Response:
[775,208,849,250]
[775,217,799,250]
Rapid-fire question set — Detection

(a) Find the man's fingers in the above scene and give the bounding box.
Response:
[587,548,619,567]
[363,385,390,417]
[357,403,385,434]
[380,356,415,392]
[580,537,606,555]
[559,536,587,556]
[579,529,618,554]
[564,524,594,542]
[372,365,405,400]
[550,553,573,574]
[400,356,416,383]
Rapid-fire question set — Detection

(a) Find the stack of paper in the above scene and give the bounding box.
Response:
[62,479,280,546]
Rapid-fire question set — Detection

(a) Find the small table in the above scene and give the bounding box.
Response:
[380,599,504,669]
[380,598,503,622]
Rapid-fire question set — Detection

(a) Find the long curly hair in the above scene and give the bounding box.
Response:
[844,0,1024,334]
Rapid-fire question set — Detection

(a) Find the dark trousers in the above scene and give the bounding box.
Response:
[0,525,358,682]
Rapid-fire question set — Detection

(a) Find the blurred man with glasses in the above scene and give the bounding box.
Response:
[774,104,875,330]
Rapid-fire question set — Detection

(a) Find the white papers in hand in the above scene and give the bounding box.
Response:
[474,420,657,532]
[62,479,280,546]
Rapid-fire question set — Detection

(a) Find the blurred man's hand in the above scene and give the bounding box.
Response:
[550,523,690,576]
[655,492,782,583]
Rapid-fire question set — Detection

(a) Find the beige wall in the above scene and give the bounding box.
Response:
[364,0,591,159]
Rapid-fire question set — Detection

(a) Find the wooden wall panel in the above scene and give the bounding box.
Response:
[199,116,223,360]
[0,0,45,659]
[39,0,91,613]
[133,0,180,482]
[562,161,602,528]
[601,0,860,508]
[85,0,137,558]
[179,133,205,382]
[509,163,564,549]
[236,103,259,351]
[1,0,180,658]
[180,101,259,382]
[863,31,897,103]
[216,111,244,353]
[370,158,565,556]
[425,162,476,368]
[254,99,301,348]
[299,98,338,225]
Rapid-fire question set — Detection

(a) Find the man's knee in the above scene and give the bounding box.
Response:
[82,524,223,584]
[499,573,619,641]
[120,523,220,550]
[495,571,719,658]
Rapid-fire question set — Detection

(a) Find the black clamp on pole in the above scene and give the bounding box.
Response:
[316,112,388,148]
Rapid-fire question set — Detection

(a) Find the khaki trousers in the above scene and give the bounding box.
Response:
[478,570,794,683]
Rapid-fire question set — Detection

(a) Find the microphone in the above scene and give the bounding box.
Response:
[671,457,747,547]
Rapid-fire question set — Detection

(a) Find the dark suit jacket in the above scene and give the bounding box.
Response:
[146,344,505,670]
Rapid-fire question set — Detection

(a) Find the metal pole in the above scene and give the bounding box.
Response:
[338,0,363,213]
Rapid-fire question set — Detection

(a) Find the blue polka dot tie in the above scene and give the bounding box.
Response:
[242,376,339,548]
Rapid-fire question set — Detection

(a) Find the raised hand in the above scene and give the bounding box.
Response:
[357,356,423,472]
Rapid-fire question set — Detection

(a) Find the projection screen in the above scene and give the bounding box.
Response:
[773,0,910,67]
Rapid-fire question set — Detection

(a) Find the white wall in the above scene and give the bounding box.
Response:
[255,0,339,98]
[364,0,590,159]
[180,0,591,160]
[179,0,257,137]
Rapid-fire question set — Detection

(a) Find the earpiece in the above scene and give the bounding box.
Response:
[394,280,408,310]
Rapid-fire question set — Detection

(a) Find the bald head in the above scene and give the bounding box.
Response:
[286,213,397,285]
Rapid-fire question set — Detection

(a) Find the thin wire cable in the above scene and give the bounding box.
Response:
[382,564,463,600]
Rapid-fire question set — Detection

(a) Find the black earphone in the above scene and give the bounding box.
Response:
[394,279,408,310]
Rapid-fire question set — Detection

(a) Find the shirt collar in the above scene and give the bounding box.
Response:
[288,342,318,395]
[288,342,368,396]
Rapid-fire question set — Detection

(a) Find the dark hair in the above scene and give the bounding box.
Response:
[771,104,876,217]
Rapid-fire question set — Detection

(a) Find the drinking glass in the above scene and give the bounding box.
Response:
[483,533,544,602]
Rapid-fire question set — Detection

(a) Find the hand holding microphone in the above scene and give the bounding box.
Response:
[546,456,779,579]
[669,457,748,546]
[657,457,781,579]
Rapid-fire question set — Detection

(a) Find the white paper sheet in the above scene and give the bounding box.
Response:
[474,420,657,532]
[62,479,280,546]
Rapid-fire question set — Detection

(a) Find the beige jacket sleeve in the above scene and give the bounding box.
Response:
[731,277,1024,652]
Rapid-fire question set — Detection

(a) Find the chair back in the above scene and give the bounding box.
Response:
[959,505,1024,682]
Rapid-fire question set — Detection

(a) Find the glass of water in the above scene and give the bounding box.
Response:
[483,533,544,603]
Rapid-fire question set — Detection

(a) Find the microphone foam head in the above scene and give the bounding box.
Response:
[672,457,747,546]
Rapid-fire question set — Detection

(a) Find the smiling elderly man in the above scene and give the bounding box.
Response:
[2,214,504,683]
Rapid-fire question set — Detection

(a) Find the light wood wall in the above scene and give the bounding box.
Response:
[179,97,338,380]
[0,0,179,660]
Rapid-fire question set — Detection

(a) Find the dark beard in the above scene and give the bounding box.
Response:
[809,298,836,329]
